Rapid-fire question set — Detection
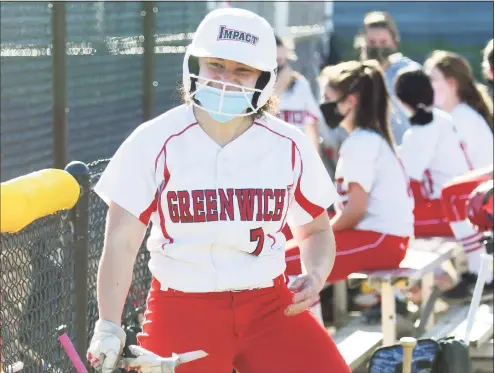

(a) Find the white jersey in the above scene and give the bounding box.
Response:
[450,103,493,169]
[277,75,337,150]
[399,109,472,199]
[95,105,337,292]
[334,128,414,237]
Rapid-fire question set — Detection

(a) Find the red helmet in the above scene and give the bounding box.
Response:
[466,180,494,232]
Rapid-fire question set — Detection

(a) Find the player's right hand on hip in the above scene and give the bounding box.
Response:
[285,272,324,317]
[87,319,127,373]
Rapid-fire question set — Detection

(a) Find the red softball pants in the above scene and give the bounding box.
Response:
[413,199,452,237]
[440,170,493,222]
[285,230,409,283]
[137,276,351,373]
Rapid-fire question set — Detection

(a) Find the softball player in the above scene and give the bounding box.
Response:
[424,50,493,170]
[285,60,414,284]
[86,8,350,373]
[394,68,472,237]
[423,51,494,300]
[274,35,322,153]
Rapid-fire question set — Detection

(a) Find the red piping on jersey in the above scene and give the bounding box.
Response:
[139,190,160,225]
[254,122,324,221]
[277,143,297,232]
[157,167,173,242]
[293,162,325,218]
[155,122,199,243]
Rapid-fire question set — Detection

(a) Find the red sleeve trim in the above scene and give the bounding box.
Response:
[293,147,325,218]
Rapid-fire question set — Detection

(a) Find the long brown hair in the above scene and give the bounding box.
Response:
[425,50,493,130]
[321,60,395,147]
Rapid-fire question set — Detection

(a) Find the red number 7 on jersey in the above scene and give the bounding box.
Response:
[250,227,265,256]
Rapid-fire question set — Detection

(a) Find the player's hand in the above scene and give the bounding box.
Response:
[87,319,127,373]
[285,273,324,316]
[121,345,208,373]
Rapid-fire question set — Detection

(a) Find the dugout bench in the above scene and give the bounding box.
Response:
[332,237,464,369]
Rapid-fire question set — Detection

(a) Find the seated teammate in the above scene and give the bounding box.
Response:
[274,35,322,153]
[424,50,493,170]
[395,68,472,237]
[285,60,414,322]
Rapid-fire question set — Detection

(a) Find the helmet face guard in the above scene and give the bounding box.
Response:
[182,8,277,117]
[186,74,262,118]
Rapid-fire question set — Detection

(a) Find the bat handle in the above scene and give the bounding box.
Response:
[400,337,417,373]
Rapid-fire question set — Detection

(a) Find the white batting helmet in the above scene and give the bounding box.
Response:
[182,7,277,115]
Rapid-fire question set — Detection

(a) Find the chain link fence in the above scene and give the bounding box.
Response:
[154,2,208,115]
[1,212,76,373]
[66,2,144,165]
[0,160,152,373]
[0,2,54,182]
[85,159,152,356]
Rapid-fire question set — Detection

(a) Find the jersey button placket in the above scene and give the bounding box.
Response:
[210,148,225,291]
[215,149,231,291]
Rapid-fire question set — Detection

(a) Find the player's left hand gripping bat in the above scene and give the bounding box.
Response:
[58,327,207,373]
[119,345,208,373]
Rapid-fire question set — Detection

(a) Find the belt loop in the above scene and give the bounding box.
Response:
[274,274,285,288]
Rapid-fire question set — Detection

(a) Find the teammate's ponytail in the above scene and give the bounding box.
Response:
[322,59,394,148]
[425,50,493,132]
[395,68,434,126]
[361,60,394,147]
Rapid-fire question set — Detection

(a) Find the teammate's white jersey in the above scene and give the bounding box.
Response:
[277,75,322,130]
[399,109,472,200]
[277,74,338,150]
[95,104,337,292]
[334,128,414,237]
[450,103,493,169]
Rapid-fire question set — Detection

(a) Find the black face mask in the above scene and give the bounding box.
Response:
[365,46,395,63]
[320,102,345,129]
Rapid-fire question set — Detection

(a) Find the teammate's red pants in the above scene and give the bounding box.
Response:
[285,230,409,283]
[413,199,452,237]
[137,276,351,373]
[441,170,493,222]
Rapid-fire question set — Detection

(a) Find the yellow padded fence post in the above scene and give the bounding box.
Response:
[1,169,80,233]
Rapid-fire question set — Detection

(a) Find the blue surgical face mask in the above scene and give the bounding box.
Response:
[194,84,255,123]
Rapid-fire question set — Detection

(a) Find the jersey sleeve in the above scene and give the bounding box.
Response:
[286,134,338,227]
[398,126,436,181]
[94,123,158,225]
[339,135,380,193]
